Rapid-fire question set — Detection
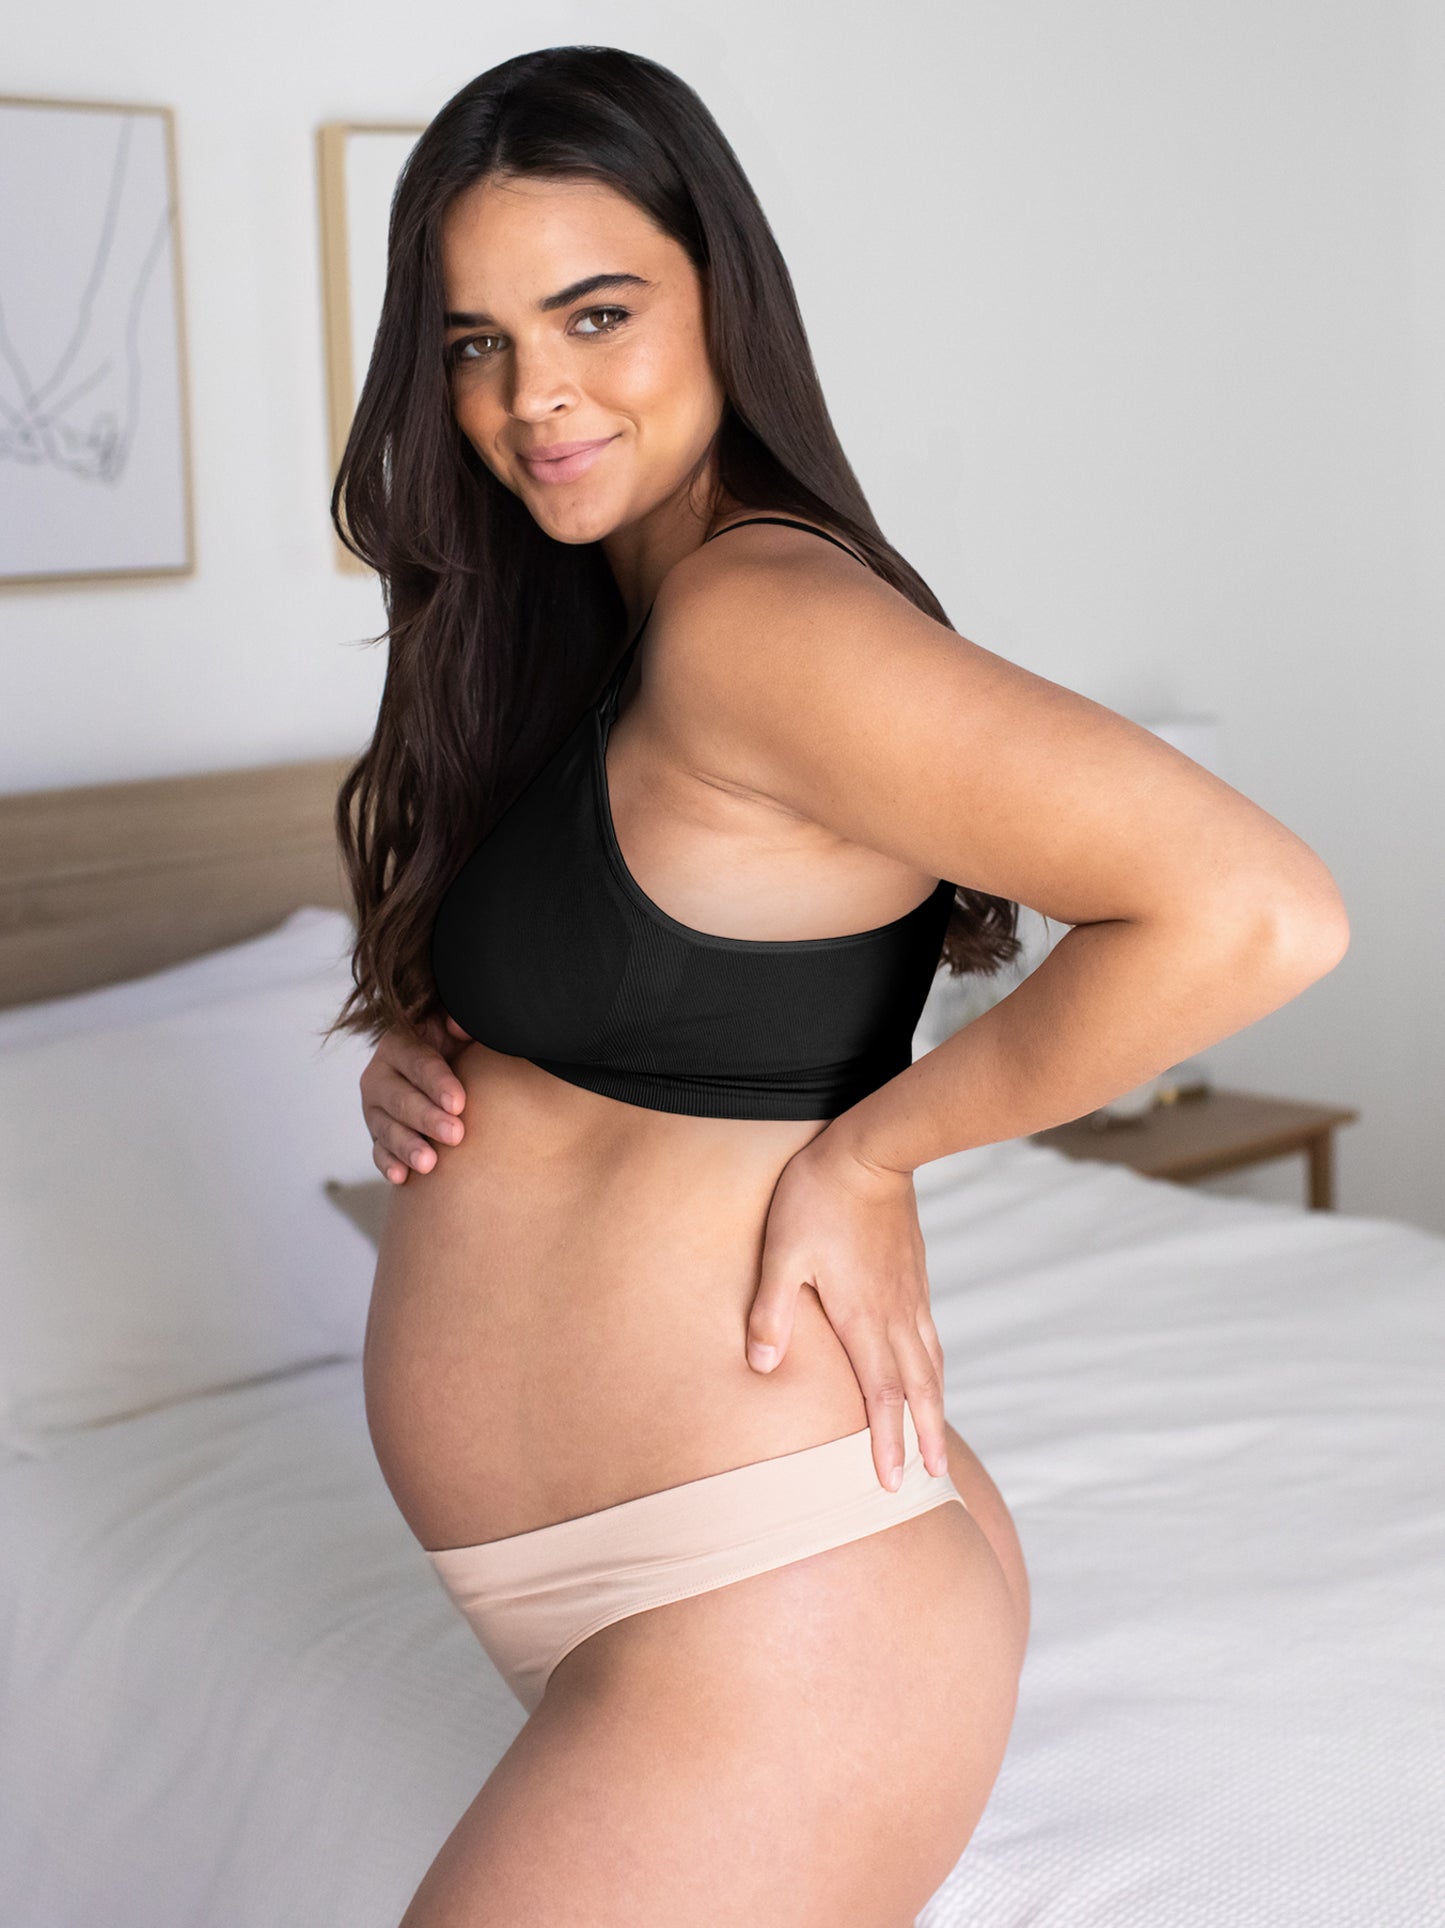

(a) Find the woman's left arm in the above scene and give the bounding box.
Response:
[666,551,1351,1493]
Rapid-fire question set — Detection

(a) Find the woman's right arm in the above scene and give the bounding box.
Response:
[360,1011,472,1183]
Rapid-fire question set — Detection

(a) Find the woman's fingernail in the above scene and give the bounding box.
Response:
[887,1463,902,1492]
[750,1344,777,1370]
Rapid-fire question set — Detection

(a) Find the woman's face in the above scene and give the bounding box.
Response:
[440,173,727,546]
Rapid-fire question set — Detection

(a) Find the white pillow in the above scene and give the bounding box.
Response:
[0,906,356,1053]
[0,943,381,1454]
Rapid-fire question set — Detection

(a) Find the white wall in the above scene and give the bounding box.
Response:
[3,2,1438,1227]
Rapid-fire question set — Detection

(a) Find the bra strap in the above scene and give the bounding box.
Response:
[600,600,654,722]
[703,515,868,568]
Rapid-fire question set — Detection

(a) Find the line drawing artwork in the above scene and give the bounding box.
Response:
[0,117,169,484]
[0,98,192,582]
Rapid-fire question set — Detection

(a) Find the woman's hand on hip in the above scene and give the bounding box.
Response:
[748,1130,951,1490]
[360,1011,472,1183]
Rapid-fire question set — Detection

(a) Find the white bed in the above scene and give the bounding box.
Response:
[1,884,1441,1925]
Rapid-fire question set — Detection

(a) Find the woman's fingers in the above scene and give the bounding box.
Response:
[834,1312,907,1490]
[363,1067,464,1169]
[373,1141,411,1185]
[381,1027,468,1118]
[833,1306,951,1490]
[359,1028,469,1183]
[916,1301,947,1386]
[892,1318,951,1480]
[365,1108,439,1180]
[746,1270,800,1373]
[365,1057,465,1143]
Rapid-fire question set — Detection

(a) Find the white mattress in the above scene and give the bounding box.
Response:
[2,1138,1442,1927]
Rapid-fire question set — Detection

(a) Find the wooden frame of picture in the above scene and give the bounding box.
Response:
[0,93,196,586]
[315,120,427,577]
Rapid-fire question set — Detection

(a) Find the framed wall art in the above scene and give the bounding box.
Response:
[0,94,195,586]
[316,120,426,575]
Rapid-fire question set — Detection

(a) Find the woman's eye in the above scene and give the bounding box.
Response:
[447,307,629,368]
[574,305,629,336]
[449,335,499,365]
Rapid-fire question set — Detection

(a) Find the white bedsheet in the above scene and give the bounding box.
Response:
[2,1139,1441,1927]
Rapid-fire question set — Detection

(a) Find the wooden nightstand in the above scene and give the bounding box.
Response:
[1030,1087,1360,1210]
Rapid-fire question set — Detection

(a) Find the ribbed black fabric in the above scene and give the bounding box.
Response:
[429,518,956,1120]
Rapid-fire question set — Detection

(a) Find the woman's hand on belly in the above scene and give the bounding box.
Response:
[747,1132,952,1494]
[360,1011,473,1182]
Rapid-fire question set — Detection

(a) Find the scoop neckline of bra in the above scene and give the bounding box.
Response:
[590,614,952,956]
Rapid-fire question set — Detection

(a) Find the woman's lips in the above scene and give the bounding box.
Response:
[519,436,617,484]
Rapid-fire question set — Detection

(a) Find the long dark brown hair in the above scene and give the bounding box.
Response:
[324,45,1020,1048]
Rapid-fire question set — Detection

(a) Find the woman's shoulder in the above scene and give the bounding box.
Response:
[641,510,929,797]
[658,510,883,655]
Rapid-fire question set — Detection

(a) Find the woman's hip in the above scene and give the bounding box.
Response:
[403,1486,1023,1928]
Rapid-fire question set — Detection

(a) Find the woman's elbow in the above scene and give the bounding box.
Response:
[1243,864,1351,989]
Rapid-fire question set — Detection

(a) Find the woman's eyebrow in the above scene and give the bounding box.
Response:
[444,272,654,328]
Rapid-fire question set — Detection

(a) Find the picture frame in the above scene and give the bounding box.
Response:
[0,94,195,586]
[315,121,426,576]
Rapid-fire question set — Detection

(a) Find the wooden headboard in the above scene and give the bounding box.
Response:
[0,756,356,1012]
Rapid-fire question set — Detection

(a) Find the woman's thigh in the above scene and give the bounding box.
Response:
[399,1496,1024,1928]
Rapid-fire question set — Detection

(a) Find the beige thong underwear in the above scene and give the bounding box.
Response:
[425,1404,968,1714]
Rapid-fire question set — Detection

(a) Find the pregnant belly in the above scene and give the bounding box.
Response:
[361,1042,872,1552]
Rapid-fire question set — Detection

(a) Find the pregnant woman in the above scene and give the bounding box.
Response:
[328,46,1349,1927]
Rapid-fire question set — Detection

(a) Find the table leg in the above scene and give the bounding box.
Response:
[1307,1129,1335,1210]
